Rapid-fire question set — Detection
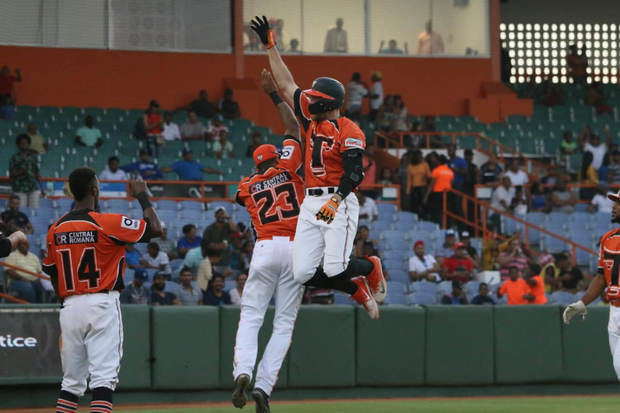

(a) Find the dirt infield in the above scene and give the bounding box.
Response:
[9,394,620,412]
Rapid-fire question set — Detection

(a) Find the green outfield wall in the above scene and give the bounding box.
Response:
[0,304,616,388]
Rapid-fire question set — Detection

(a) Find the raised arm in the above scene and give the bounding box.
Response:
[250,16,299,107]
[260,69,299,138]
[129,180,162,240]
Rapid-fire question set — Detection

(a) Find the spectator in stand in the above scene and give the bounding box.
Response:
[586,82,613,116]
[197,248,222,291]
[140,242,172,275]
[463,149,480,227]
[579,127,609,171]
[460,231,479,268]
[436,229,458,261]
[446,144,467,192]
[498,266,530,305]
[529,181,551,213]
[480,156,503,184]
[378,39,407,55]
[238,240,253,274]
[607,150,620,183]
[481,236,500,270]
[183,246,204,277]
[0,66,21,102]
[151,272,181,306]
[4,239,42,303]
[408,240,441,282]
[289,38,300,53]
[143,100,163,157]
[324,17,348,53]
[154,224,177,259]
[525,263,547,304]
[368,71,383,121]
[75,115,103,148]
[356,192,378,222]
[177,224,202,258]
[203,207,238,269]
[390,95,410,133]
[203,273,232,305]
[99,156,128,181]
[120,269,150,304]
[213,130,234,159]
[161,149,222,180]
[345,72,367,121]
[181,110,207,141]
[441,280,468,305]
[177,268,203,305]
[417,20,444,55]
[424,154,454,225]
[406,150,431,216]
[190,90,217,119]
[26,123,47,154]
[441,243,474,284]
[206,114,229,142]
[378,168,395,185]
[497,237,530,280]
[376,95,396,132]
[488,176,514,231]
[246,131,262,157]
[579,151,598,200]
[589,185,614,213]
[560,131,578,154]
[550,176,578,213]
[162,112,181,142]
[124,244,142,270]
[218,88,241,119]
[121,149,164,180]
[353,225,378,258]
[1,195,34,234]
[566,44,588,84]
[0,94,14,120]
[471,283,496,305]
[10,134,44,209]
[554,253,584,291]
[504,159,529,187]
[229,273,247,305]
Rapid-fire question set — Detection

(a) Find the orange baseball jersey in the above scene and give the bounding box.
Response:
[236,136,304,240]
[598,228,620,304]
[42,209,147,298]
[293,88,366,188]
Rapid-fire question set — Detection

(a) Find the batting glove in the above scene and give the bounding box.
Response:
[316,196,340,224]
[250,16,276,49]
[562,300,587,325]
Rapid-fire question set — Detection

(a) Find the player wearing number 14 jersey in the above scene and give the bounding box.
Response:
[563,189,620,379]
[43,168,161,413]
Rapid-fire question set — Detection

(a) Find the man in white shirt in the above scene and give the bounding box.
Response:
[345,72,368,121]
[490,176,515,213]
[99,156,128,181]
[213,130,234,159]
[589,187,614,213]
[408,240,441,282]
[504,160,529,187]
[162,112,181,141]
[368,72,384,121]
[229,273,247,305]
[356,192,378,222]
[140,242,171,274]
[324,17,348,53]
[583,134,608,170]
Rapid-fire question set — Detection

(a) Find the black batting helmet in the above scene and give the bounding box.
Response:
[304,77,345,114]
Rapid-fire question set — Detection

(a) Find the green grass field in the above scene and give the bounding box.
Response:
[113,396,620,413]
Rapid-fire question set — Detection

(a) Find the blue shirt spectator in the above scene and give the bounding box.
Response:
[150,273,180,305]
[183,246,204,276]
[122,149,163,180]
[177,224,202,258]
[447,144,467,190]
[203,274,231,306]
[161,149,221,180]
[125,244,142,269]
[471,282,496,305]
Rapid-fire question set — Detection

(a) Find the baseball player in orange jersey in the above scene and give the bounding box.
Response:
[564,189,620,379]
[251,16,386,319]
[231,70,305,413]
[43,168,161,413]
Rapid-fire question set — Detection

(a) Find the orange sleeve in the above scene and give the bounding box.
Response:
[340,122,366,152]
[235,179,250,207]
[98,213,147,244]
[499,282,507,295]
[278,137,303,173]
[598,233,607,272]
[42,227,56,267]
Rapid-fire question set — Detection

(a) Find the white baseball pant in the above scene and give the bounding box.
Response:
[608,305,620,380]
[59,291,123,396]
[233,236,304,395]
[293,191,360,283]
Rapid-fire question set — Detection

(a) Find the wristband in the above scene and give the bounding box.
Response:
[269,91,283,105]
[136,192,152,210]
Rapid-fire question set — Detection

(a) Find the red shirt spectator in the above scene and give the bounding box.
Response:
[441,243,474,284]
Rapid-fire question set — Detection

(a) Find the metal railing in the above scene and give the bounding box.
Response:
[0,261,50,304]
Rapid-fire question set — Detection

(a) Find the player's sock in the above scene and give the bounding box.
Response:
[304,268,358,295]
[90,387,113,413]
[346,257,374,277]
[56,390,79,413]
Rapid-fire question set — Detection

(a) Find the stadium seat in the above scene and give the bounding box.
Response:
[550,290,576,305]
[407,291,436,305]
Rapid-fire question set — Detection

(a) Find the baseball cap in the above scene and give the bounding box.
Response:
[182,148,192,156]
[214,206,226,216]
[460,231,470,239]
[134,268,148,281]
[253,144,279,166]
[414,240,425,248]
[608,189,620,203]
[454,242,466,249]
[445,229,456,238]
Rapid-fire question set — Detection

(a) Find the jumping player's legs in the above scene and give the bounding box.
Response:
[323,193,359,276]
[255,239,304,395]
[234,240,279,381]
[292,197,327,284]
[608,306,620,379]
[58,300,90,397]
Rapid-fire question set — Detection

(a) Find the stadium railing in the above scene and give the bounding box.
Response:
[0,261,50,304]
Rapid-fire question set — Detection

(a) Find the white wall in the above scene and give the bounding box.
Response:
[432,0,489,55]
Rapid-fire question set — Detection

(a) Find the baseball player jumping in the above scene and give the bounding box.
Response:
[231,69,305,413]
[250,16,386,319]
[43,169,161,413]
[564,189,620,379]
